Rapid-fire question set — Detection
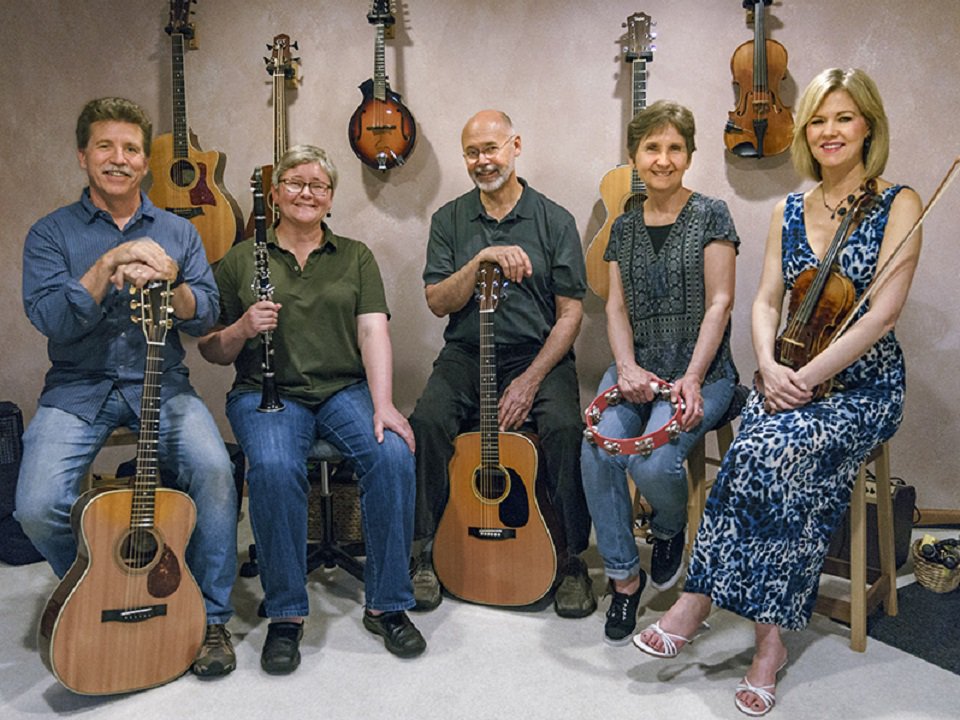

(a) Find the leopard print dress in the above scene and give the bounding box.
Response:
[684,185,907,630]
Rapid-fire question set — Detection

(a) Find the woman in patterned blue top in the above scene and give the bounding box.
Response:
[634,69,923,717]
[580,100,740,643]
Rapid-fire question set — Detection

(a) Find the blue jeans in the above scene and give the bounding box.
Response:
[227,381,416,616]
[15,390,237,624]
[580,364,735,581]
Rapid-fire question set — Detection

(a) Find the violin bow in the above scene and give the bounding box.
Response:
[829,155,960,344]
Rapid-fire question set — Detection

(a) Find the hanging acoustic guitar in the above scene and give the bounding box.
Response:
[148,0,242,264]
[348,0,417,171]
[585,12,656,299]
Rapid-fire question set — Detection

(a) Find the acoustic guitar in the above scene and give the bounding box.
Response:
[433,263,557,606]
[244,33,300,238]
[348,0,417,171]
[585,12,656,300]
[148,0,242,264]
[38,281,206,695]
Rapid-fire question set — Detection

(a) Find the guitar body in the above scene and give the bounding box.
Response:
[148,134,241,264]
[349,79,417,171]
[586,165,646,299]
[38,486,205,695]
[434,431,557,606]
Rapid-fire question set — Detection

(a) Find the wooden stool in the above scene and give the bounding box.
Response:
[82,427,138,490]
[816,442,898,651]
[632,420,735,549]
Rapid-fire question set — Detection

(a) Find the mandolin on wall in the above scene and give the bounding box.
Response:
[348,0,417,172]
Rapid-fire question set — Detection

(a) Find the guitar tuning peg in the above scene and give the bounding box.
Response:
[130,300,140,310]
[165,319,174,329]
[130,315,138,324]
[263,56,271,65]
[291,41,299,50]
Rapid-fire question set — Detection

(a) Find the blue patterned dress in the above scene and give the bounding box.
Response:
[684,185,908,630]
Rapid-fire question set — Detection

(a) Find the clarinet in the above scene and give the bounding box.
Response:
[251,166,284,412]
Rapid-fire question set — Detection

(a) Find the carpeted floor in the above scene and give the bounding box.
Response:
[869,582,960,675]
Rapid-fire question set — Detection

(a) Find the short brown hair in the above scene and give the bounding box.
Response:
[791,68,889,182]
[76,97,153,156]
[627,100,696,159]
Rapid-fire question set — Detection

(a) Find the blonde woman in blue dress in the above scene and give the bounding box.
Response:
[634,67,923,717]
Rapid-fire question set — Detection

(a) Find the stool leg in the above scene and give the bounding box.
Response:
[850,465,867,652]
[686,436,707,550]
[873,444,898,616]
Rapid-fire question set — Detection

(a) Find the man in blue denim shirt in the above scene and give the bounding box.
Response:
[16,97,238,678]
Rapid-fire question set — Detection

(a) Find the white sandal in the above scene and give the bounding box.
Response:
[632,620,708,658]
[734,661,787,716]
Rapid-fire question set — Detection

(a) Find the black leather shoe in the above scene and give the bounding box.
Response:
[363,611,426,658]
[261,622,304,675]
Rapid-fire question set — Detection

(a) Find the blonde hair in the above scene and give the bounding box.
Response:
[791,68,889,182]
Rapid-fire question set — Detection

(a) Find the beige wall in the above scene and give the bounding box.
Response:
[2,1,958,509]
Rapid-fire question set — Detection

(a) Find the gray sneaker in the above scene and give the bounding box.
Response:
[192,623,236,677]
[411,554,442,611]
[554,555,597,618]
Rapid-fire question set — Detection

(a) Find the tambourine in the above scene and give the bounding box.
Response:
[583,380,685,456]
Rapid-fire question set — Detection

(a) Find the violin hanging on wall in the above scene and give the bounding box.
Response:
[724,0,794,159]
[348,0,417,172]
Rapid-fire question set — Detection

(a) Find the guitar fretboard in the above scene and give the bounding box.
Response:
[479,303,499,468]
[630,58,649,197]
[171,33,189,160]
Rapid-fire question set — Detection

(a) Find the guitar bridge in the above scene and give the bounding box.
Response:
[468,528,517,540]
[101,604,168,624]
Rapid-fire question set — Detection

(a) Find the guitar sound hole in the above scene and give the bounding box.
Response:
[474,467,509,502]
[170,159,196,188]
[119,529,160,570]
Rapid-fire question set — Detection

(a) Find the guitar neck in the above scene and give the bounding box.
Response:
[132,340,163,530]
[630,58,649,196]
[479,307,500,467]
[373,24,387,100]
[171,33,189,159]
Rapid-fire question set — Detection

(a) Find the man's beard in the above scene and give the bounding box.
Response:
[471,161,510,192]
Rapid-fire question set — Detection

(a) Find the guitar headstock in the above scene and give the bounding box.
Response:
[476,263,506,313]
[265,33,301,85]
[130,281,174,347]
[166,0,197,44]
[368,0,396,28]
[622,12,655,62]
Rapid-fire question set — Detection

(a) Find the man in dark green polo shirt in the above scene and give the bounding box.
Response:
[409,110,595,618]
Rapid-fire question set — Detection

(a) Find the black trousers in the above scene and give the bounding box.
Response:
[409,342,592,556]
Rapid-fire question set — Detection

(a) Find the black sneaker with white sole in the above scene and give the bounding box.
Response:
[604,570,646,642]
[650,529,685,590]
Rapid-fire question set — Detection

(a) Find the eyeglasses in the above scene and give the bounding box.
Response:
[462,135,516,162]
[279,179,333,196]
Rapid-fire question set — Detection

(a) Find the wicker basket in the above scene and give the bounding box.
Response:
[306,475,364,545]
[912,539,960,593]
